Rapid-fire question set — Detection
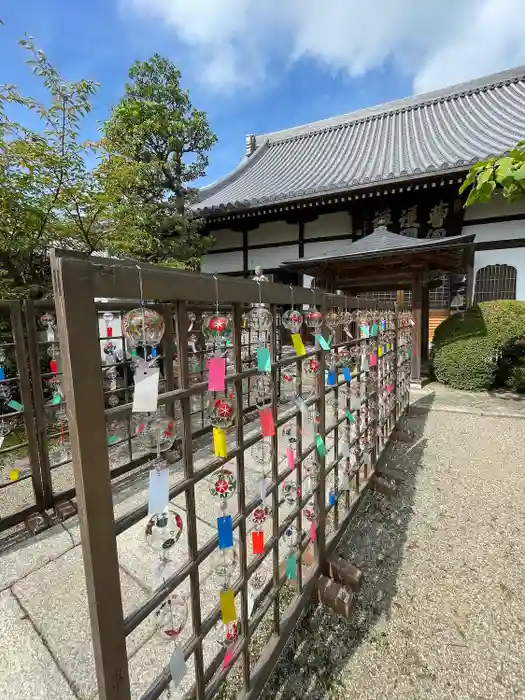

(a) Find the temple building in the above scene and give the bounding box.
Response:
[195,65,525,337]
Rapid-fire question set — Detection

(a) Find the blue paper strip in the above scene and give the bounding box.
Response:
[383,344,387,355]
[342,368,352,382]
[217,514,234,549]
[328,490,337,506]
[327,370,337,386]
[0,367,5,381]
[256,347,271,373]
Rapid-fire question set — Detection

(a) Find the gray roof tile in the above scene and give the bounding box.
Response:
[195,65,525,214]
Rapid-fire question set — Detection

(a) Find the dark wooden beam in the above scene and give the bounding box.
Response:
[411,268,423,386]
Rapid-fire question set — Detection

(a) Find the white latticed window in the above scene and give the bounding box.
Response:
[474,264,517,303]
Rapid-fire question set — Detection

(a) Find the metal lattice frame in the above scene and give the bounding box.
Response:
[473,264,517,303]
[49,251,411,700]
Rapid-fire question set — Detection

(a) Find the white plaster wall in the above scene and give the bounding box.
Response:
[473,248,525,301]
[468,220,525,243]
[464,195,525,221]
[248,245,298,271]
[209,228,243,250]
[248,220,298,246]
[201,250,244,274]
[304,211,352,239]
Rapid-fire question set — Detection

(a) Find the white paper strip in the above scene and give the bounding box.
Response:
[132,360,160,413]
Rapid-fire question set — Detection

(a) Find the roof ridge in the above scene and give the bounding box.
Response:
[259,64,525,146]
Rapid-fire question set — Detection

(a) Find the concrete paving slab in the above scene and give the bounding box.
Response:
[0,523,74,592]
[12,545,155,700]
[0,588,77,700]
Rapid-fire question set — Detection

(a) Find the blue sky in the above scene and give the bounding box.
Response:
[2,0,524,185]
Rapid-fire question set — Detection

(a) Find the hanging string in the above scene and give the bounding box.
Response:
[136,265,147,350]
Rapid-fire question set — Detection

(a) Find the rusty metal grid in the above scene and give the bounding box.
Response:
[50,252,412,700]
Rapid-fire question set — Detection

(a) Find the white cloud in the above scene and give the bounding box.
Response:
[125,0,525,94]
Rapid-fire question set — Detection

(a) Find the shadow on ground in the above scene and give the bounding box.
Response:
[257,400,433,700]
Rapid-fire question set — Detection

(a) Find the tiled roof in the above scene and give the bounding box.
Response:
[281,226,475,267]
[195,65,525,215]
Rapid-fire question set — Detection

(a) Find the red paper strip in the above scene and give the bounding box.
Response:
[370,354,377,367]
[309,522,317,542]
[107,327,113,338]
[387,383,393,393]
[50,360,57,374]
[252,531,264,554]
[259,408,275,437]
[286,447,295,470]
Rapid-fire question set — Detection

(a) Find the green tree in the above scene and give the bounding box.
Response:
[101,54,217,269]
[460,139,525,206]
[0,36,108,298]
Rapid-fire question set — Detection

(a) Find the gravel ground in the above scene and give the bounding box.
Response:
[253,411,525,700]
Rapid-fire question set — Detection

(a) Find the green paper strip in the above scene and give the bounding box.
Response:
[285,554,297,580]
[51,393,61,405]
[315,434,326,457]
[107,435,118,445]
[371,324,379,336]
[256,347,271,372]
[315,334,331,351]
[345,410,356,424]
[7,400,23,412]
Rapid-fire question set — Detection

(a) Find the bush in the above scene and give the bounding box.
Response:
[432,300,525,391]
[507,357,525,393]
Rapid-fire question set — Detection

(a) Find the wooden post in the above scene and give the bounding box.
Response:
[50,254,131,700]
[465,246,475,308]
[421,283,429,364]
[396,290,405,306]
[411,269,423,387]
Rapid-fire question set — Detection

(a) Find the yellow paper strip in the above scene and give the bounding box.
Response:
[213,427,227,458]
[378,346,383,358]
[220,588,237,624]
[291,333,306,356]
[9,469,20,482]
[386,343,391,352]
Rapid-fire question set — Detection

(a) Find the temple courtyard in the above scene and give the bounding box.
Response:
[1,384,524,700]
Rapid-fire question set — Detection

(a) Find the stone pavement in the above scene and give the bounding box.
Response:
[1,385,524,700]
[410,381,525,418]
[0,406,332,700]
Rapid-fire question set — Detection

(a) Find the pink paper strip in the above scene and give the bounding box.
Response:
[309,522,317,542]
[223,648,234,669]
[286,447,295,470]
[208,357,226,392]
[387,383,393,393]
[259,408,275,437]
[370,354,377,367]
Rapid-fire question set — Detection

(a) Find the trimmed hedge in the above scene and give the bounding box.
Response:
[432,301,525,391]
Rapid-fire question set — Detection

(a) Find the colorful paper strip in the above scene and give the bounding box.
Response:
[315,334,331,351]
[252,531,264,555]
[309,522,317,542]
[286,446,295,470]
[315,434,326,457]
[213,427,228,457]
[7,400,23,412]
[345,410,356,424]
[217,514,234,549]
[343,368,352,382]
[291,333,306,356]
[285,554,297,580]
[220,588,237,624]
[256,347,272,373]
[208,357,226,392]
[259,408,275,437]
[148,468,169,515]
[327,370,337,386]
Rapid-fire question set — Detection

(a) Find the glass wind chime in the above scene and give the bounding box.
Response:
[204,278,240,661]
[40,312,70,466]
[247,281,274,556]
[122,291,188,694]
